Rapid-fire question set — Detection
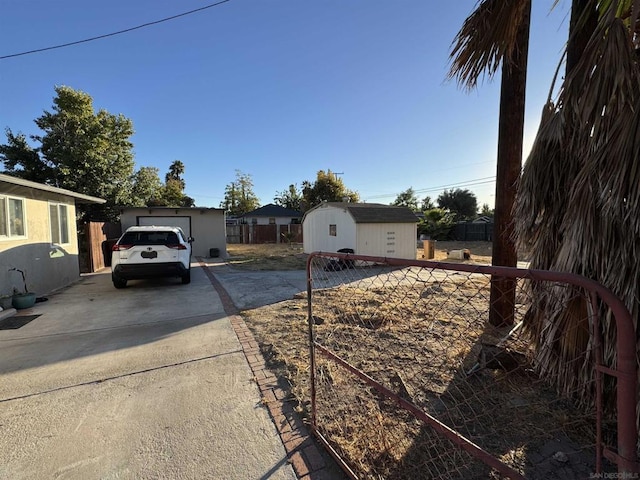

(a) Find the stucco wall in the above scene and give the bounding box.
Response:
[0,186,79,300]
[120,208,227,258]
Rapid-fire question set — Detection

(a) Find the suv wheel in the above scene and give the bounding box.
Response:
[181,269,191,285]
[112,274,127,289]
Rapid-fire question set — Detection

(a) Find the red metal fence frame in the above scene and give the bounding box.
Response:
[306,252,639,477]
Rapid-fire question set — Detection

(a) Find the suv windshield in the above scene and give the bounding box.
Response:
[119,231,182,246]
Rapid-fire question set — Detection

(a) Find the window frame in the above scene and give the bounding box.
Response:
[329,224,337,236]
[0,195,27,241]
[49,201,71,245]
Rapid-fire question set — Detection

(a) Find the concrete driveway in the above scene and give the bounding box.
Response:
[0,265,296,480]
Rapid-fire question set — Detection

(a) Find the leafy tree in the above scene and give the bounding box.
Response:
[391,188,419,211]
[160,178,188,207]
[420,196,434,211]
[274,184,303,211]
[301,170,359,210]
[0,129,54,184]
[480,203,494,217]
[134,162,194,208]
[436,188,478,221]
[131,167,163,207]
[1,86,135,221]
[220,170,260,216]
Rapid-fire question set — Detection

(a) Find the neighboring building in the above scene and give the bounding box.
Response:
[119,207,226,258]
[240,204,302,225]
[0,173,105,299]
[302,202,418,259]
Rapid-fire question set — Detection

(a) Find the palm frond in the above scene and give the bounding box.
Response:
[448,0,530,90]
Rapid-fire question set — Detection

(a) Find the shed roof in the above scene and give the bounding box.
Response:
[306,202,418,224]
[0,173,105,204]
[241,203,302,218]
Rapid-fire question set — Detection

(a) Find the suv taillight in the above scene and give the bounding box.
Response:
[167,244,187,250]
[112,244,133,251]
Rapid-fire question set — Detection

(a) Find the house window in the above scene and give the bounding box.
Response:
[49,203,70,244]
[269,217,276,225]
[0,195,26,239]
[329,224,337,236]
[251,218,258,224]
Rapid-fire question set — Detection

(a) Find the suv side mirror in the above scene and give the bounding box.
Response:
[188,237,195,243]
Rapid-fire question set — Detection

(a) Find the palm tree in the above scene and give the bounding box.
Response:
[449,0,532,326]
[513,0,640,412]
[451,0,640,417]
[166,160,186,189]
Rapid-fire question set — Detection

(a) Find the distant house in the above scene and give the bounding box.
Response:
[0,173,105,301]
[232,204,303,244]
[302,202,418,259]
[119,207,227,258]
[240,204,302,225]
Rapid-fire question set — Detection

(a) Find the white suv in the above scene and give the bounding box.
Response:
[111,226,193,289]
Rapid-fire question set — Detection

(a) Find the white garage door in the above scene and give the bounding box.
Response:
[137,216,191,237]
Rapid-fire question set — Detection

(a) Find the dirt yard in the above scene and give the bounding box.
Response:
[231,243,599,479]
[225,241,515,271]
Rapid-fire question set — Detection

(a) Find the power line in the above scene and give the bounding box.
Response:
[0,0,233,60]
[364,176,496,201]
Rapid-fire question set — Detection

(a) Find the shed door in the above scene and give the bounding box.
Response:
[137,216,191,237]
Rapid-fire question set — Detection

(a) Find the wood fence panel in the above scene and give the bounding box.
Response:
[85,222,121,272]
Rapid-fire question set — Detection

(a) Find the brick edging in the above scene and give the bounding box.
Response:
[197,259,332,480]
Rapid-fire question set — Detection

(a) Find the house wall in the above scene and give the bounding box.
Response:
[120,208,227,258]
[355,223,417,259]
[303,205,356,253]
[248,216,296,226]
[0,186,79,300]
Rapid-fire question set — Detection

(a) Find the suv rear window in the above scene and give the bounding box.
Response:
[120,231,181,246]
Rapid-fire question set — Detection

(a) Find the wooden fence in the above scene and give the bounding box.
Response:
[226,224,302,244]
[85,222,122,272]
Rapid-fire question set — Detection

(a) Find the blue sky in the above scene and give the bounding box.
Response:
[0,0,571,209]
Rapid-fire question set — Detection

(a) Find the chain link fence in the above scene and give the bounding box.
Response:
[306,252,637,479]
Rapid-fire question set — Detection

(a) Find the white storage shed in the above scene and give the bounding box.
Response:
[302,202,418,259]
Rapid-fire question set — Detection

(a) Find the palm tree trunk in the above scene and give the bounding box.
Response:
[489,0,531,327]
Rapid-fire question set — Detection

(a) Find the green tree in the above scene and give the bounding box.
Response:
[391,187,419,210]
[420,196,434,211]
[0,129,54,184]
[274,184,303,211]
[1,86,136,220]
[301,170,359,210]
[165,160,186,190]
[130,167,163,207]
[436,188,478,221]
[220,170,260,216]
[480,203,494,217]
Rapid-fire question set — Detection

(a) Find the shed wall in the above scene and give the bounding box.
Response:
[355,223,417,259]
[303,206,356,253]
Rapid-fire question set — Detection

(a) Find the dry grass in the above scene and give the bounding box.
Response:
[226,243,308,270]
[242,267,599,479]
[226,241,518,271]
